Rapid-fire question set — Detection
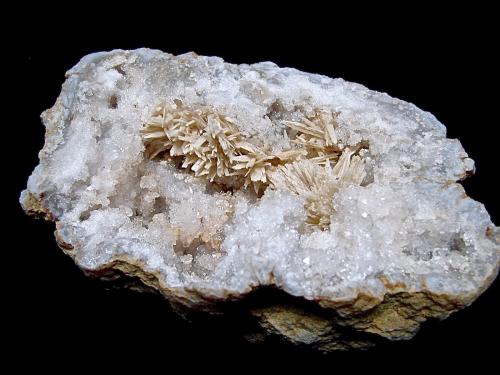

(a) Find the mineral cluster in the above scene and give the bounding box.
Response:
[21,49,499,350]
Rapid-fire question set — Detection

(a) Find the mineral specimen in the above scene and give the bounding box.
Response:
[20,49,499,350]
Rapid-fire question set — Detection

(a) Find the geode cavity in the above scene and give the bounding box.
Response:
[21,49,500,350]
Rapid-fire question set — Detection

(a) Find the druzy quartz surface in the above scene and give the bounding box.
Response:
[21,49,499,350]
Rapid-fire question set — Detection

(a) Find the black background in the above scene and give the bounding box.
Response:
[8,8,499,371]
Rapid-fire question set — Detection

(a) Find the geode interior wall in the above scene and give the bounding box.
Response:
[21,49,499,350]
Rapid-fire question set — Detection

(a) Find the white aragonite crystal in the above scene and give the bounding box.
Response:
[20,49,499,350]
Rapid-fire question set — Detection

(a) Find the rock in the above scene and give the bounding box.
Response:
[20,49,500,350]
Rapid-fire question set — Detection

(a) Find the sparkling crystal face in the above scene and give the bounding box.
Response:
[20,49,499,347]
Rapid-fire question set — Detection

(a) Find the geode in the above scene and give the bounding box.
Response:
[21,49,499,350]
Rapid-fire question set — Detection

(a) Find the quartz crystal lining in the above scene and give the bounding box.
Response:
[20,49,500,350]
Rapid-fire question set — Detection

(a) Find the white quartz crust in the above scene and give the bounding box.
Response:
[21,49,500,343]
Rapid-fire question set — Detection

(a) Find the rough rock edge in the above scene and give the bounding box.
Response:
[21,191,500,350]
